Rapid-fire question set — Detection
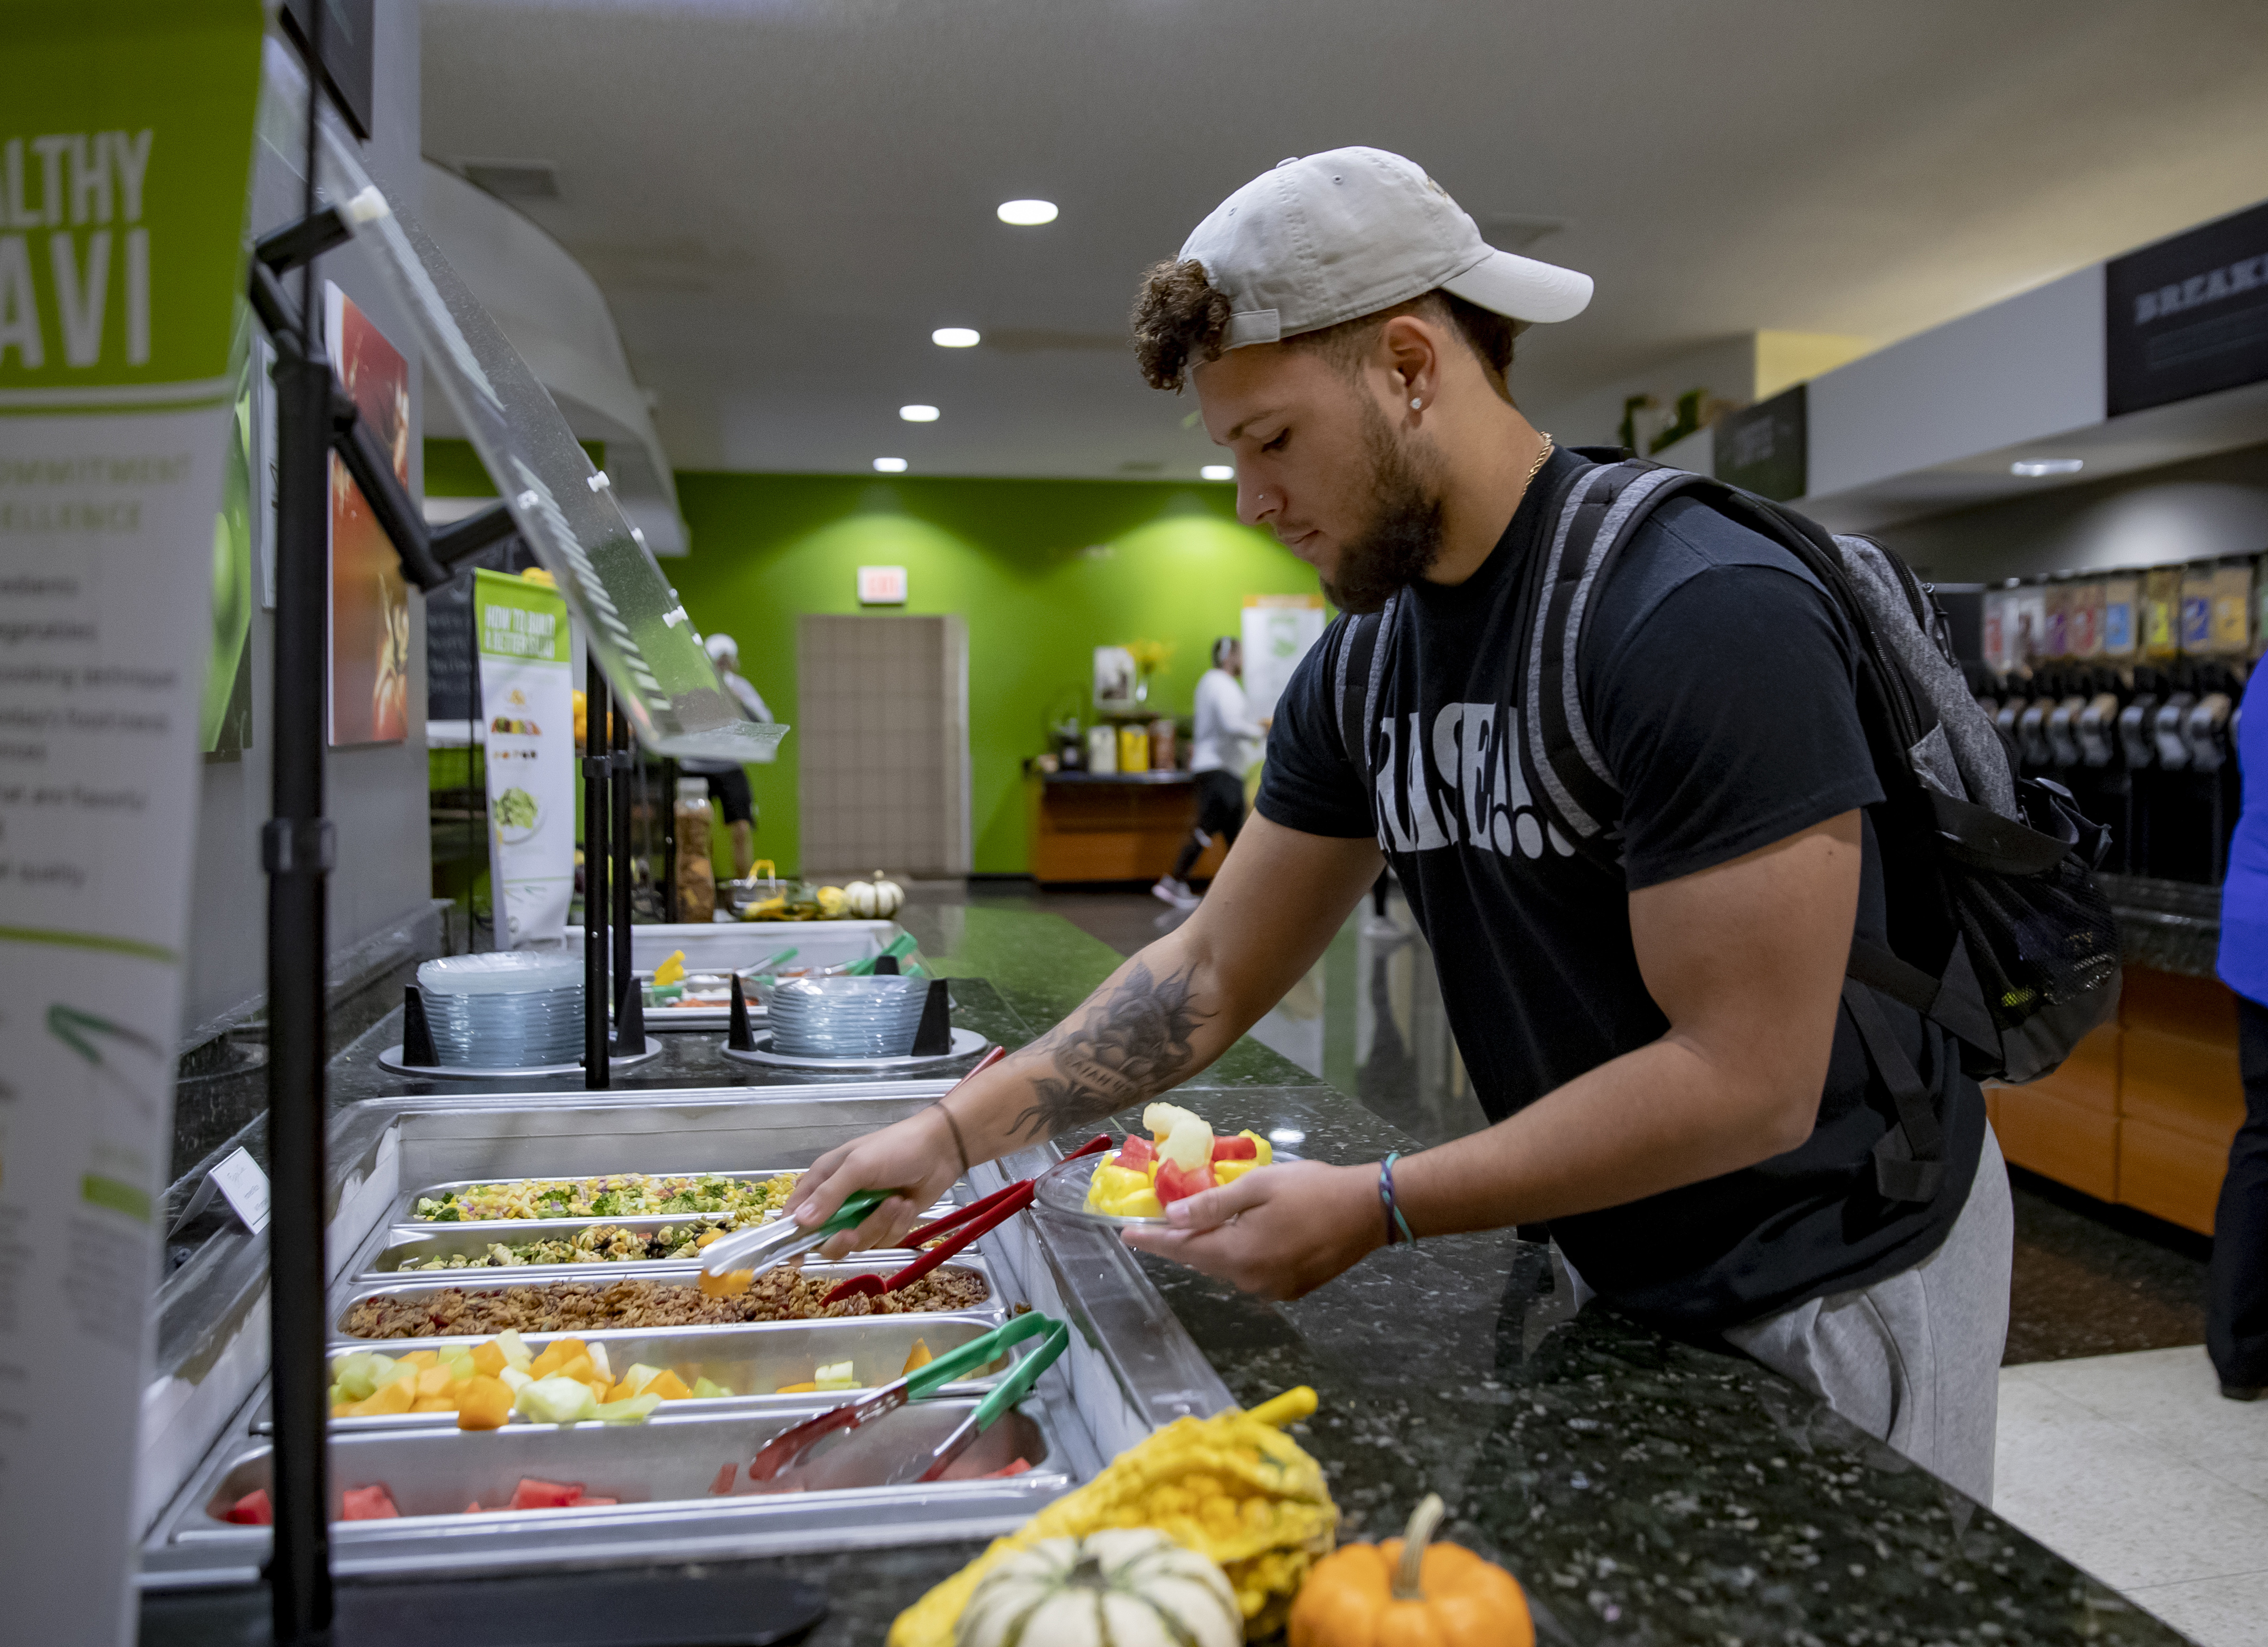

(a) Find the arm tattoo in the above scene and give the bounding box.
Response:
[1009,960,1212,1139]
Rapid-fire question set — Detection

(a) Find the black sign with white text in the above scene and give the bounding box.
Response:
[2106,198,2268,418]
[1713,382,1807,503]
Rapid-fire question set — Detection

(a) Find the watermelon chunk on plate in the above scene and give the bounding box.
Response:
[1114,1135,1155,1170]
[223,1488,272,1525]
[1155,1159,1215,1204]
[340,1484,399,1521]
[1209,1134,1258,1161]
[508,1476,584,1511]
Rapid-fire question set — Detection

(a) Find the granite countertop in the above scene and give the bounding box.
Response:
[145,905,2184,1646]
[2098,872,2222,980]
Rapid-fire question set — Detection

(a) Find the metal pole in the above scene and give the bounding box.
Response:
[611,700,634,1018]
[662,756,679,924]
[584,657,610,1088]
[267,4,334,1637]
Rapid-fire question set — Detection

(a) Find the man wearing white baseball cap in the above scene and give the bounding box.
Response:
[787,149,2009,1501]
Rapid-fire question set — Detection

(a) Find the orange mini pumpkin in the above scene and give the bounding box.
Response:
[1288,1493,1532,1647]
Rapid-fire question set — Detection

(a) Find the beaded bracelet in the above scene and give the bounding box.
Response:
[1377,1152,1416,1247]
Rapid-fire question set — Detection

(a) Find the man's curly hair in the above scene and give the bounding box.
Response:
[1130,259,1516,401]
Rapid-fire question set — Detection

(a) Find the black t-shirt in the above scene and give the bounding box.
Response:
[1258,447,1984,1337]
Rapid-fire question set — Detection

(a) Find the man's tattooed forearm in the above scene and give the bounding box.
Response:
[1008,960,1212,1139]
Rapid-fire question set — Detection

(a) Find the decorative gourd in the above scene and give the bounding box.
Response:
[843,874,904,920]
[957,1529,1241,1647]
[891,1388,1335,1647]
[1288,1493,1530,1647]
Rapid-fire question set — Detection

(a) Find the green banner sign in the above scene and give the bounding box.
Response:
[0,3,267,1640]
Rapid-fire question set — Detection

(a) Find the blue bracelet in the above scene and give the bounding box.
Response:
[1378,1152,1416,1247]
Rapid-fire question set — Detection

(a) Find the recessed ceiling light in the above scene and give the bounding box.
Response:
[873,457,908,473]
[2011,458,2085,477]
[997,199,1057,226]
[900,404,939,422]
[931,327,980,348]
[1201,465,1234,481]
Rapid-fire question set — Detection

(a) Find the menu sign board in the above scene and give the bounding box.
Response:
[2106,198,2268,418]
[0,4,264,1642]
[475,569,575,945]
[1241,593,1327,724]
[1713,382,1807,503]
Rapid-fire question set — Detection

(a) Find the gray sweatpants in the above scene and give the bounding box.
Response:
[1722,1126,2014,1504]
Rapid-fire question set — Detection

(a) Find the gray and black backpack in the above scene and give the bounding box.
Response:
[1330,451,2122,1203]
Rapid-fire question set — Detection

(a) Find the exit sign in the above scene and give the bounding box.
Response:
[857,566,908,605]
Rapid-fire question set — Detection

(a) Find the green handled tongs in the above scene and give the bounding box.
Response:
[890,1318,1069,1483]
[697,1186,896,1281]
[746,1312,1066,1486]
[830,933,921,977]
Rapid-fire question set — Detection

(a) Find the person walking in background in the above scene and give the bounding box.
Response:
[1154,636,1268,910]
[681,632,773,882]
[2213,664,2268,1402]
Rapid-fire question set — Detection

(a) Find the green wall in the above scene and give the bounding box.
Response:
[425,447,1324,875]
[673,472,1317,875]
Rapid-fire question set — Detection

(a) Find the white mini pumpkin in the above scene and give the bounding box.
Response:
[870,872,906,917]
[844,879,881,919]
[956,1529,1240,1647]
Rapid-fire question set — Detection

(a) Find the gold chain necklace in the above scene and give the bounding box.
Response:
[1524,432,1555,489]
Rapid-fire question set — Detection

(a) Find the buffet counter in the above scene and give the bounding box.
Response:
[141,910,2182,1646]
[1028,770,1227,884]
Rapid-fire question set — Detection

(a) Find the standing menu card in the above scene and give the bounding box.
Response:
[475,569,576,945]
[0,4,265,1643]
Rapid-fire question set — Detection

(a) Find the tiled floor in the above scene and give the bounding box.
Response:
[1997,1350,2268,1646]
[2006,1166,2213,1364]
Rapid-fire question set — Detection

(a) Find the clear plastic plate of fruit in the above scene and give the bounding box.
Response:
[1031,1103,1288,1226]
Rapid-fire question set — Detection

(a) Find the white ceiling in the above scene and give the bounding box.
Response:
[421,0,2268,483]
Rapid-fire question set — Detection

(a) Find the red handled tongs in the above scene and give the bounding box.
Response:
[819,1132,1114,1305]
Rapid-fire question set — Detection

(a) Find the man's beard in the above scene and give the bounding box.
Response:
[1317,397,1445,614]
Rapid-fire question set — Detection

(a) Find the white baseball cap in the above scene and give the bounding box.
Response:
[704,632,738,662]
[1179,147,1592,351]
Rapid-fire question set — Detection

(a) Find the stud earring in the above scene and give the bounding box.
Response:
[1410,397,1422,409]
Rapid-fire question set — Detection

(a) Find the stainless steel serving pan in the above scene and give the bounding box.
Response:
[390,1166,818,1229]
[297,1313,1019,1433]
[368,1210,950,1276]
[332,1257,1002,1342]
[209,1401,1057,1526]
[159,1396,1067,1579]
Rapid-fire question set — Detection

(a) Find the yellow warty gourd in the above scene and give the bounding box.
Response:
[890,1388,1333,1647]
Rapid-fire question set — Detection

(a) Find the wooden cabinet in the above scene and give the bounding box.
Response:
[1990,966,2246,1235]
[1028,774,1227,885]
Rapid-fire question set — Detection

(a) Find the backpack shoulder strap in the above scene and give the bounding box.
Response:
[1522,459,1712,867]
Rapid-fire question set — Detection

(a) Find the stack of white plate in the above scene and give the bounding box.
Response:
[415,951,584,1067]
[768,976,927,1058]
